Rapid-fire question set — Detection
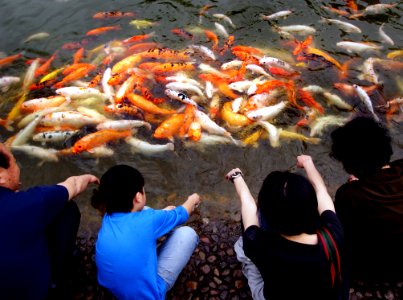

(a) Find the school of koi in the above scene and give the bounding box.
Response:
[0,1,401,163]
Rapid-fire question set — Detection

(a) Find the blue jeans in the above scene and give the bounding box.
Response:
[157,226,198,291]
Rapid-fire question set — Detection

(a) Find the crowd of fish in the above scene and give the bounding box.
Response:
[0,1,402,163]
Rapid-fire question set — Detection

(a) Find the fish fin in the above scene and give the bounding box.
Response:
[167,143,175,151]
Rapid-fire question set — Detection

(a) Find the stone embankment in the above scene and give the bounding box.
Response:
[71,218,402,300]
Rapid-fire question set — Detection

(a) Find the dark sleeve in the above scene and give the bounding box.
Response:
[243,225,264,262]
[320,210,344,247]
[26,185,69,225]
[334,185,354,246]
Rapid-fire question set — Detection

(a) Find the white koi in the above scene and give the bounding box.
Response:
[195,110,231,137]
[102,68,115,103]
[166,73,203,88]
[23,32,50,43]
[246,101,287,121]
[379,24,394,46]
[358,57,380,85]
[260,10,292,21]
[336,41,382,54]
[362,3,397,16]
[259,56,295,72]
[221,60,243,70]
[353,84,379,121]
[310,116,350,137]
[40,111,103,128]
[198,63,230,78]
[213,13,236,29]
[245,64,273,78]
[12,115,43,146]
[302,85,325,94]
[76,107,109,121]
[257,121,280,147]
[0,76,20,92]
[80,146,115,158]
[229,80,254,93]
[166,82,204,97]
[11,145,59,164]
[188,45,216,60]
[23,58,40,92]
[319,18,361,34]
[231,97,244,113]
[214,22,229,38]
[96,120,151,131]
[127,137,174,154]
[32,130,77,144]
[205,81,215,99]
[164,89,200,108]
[277,25,316,35]
[322,92,353,110]
[56,87,108,101]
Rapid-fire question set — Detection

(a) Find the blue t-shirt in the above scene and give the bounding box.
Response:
[95,206,189,300]
[0,185,69,300]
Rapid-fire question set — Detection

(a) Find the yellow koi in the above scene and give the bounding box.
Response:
[39,67,65,83]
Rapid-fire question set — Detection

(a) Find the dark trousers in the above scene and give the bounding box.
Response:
[46,201,81,300]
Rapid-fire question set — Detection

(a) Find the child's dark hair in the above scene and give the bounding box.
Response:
[91,165,144,214]
[258,171,319,236]
[0,152,10,169]
[331,117,392,178]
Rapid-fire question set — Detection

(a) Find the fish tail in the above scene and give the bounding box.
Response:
[338,60,351,80]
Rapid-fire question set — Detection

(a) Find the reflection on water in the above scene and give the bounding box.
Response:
[0,0,402,237]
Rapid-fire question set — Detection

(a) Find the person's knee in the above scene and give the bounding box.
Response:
[176,226,198,247]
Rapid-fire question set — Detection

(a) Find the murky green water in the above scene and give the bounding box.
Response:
[0,0,402,237]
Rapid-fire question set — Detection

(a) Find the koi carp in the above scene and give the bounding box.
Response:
[72,129,131,153]
[86,25,121,36]
[93,11,135,19]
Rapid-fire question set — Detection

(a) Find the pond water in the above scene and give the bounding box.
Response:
[0,0,402,237]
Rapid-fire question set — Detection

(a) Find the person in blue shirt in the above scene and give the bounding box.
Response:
[0,143,99,300]
[92,164,201,300]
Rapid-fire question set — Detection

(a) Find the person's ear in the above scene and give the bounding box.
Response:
[134,191,143,203]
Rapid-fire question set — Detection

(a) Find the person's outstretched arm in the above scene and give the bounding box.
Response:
[58,175,99,201]
[226,168,259,229]
[297,155,335,214]
[181,193,201,216]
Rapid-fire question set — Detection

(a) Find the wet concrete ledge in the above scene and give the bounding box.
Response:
[71,218,403,300]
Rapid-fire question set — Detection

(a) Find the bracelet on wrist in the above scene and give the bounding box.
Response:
[230,171,243,183]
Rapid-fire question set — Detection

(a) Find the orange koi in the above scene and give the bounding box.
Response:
[231,51,260,64]
[198,73,229,84]
[293,35,313,55]
[321,6,350,17]
[151,62,195,74]
[0,53,22,68]
[187,121,202,141]
[62,63,95,75]
[127,42,160,55]
[29,79,56,91]
[305,47,342,70]
[255,80,287,94]
[104,104,143,118]
[219,35,235,55]
[111,54,143,74]
[334,83,378,96]
[154,114,185,140]
[171,28,193,39]
[199,4,216,17]
[72,129,131,154]
[122,32,155,44]
[127,93,175,115]
[55,65,96,88]
[73,47,85,64]
[20,96,66,113]
[179,105,196,137]
[86,25,121,36]
[204,30,219,51]
[92,11,135,19]
[298,89,324,114]
[139,48,191,61]
[138,62,161,71]
[346,0,358,13]
[140,87,165,104]
[268,66,299,77]
[88,72,102,88]
[25,58,47,65]
[108,72,128,86]
[35,125,77,133]
[231,46,263,56]
[221,102,253,127]
[217,82,238,99]
[35,52,58,77]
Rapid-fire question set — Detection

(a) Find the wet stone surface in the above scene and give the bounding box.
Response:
[70,219,403,300]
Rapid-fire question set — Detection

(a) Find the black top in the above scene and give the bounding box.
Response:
[243,210,347,300]
[335,159,403,281]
